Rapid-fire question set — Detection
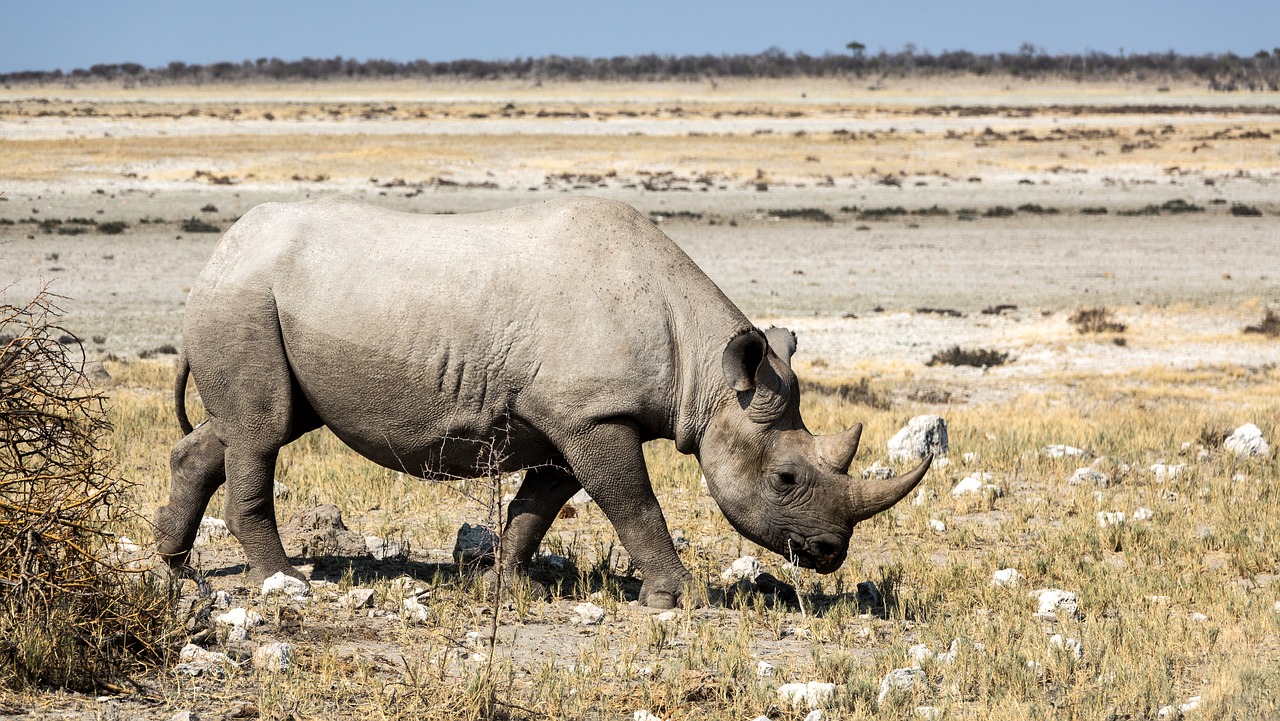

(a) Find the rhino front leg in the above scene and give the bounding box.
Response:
[156,422,227,566]
[501,464,581,574]
[562,420,692,609]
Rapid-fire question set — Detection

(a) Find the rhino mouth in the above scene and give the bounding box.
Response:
[785,533,848,574]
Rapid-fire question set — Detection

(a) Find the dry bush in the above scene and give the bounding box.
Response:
[1069,307,1127,334]
[926,345,1010,368]
[1243,309,1280,338]
[0,290,179,691]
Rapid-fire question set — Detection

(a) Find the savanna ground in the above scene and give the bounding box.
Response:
[1,76,1279,719]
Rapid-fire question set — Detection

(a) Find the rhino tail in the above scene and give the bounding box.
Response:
[174,350,194,436]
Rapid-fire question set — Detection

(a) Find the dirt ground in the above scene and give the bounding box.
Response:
[1,77,1279,719]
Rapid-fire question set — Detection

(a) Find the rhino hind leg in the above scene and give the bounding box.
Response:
[156,422,227,566]
[500,464,582,574]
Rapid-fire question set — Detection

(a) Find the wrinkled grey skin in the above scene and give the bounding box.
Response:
[155,196,929,608]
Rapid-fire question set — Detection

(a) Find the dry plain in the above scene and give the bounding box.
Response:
[1,77,1279,719]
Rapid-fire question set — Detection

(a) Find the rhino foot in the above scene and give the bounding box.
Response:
[638,571,694,609]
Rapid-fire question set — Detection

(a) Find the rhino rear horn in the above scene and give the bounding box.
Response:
[816,422,862,473]
[763,326,797,366]
[851,454,932,520]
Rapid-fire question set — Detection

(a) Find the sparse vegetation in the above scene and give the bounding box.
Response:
[1069,307,1127,334]
[1243,309,1280,337]
[97,221,127,235]
[180,217,221,233]
[765,208,834,223]
[1231,203,1263,217]
[926,345,1010,367]
[1080,206,1109,215]
[984,206,1016,218]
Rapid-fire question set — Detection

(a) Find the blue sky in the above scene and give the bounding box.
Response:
[3,0,1278,74]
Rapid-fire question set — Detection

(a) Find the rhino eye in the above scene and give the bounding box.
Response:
[774,472,797,487]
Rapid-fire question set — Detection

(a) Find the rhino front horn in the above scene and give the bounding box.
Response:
[851,454,932,520]
[816,422,862,473]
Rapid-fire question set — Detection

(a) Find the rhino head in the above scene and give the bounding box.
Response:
[698,327,930,573]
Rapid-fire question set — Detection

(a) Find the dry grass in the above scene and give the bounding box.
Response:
[45,355,1270,719]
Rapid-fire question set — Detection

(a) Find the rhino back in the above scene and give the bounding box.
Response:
[186,196,745,468]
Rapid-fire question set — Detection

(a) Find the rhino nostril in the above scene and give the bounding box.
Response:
[811,539,839,559]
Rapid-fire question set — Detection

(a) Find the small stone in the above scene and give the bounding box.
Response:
[1134,507,1154,521]
[1148,595,1172,604]
[453,523,497,568]
[215,607,265,629]
[777,681,838,708]
[856,580,881,607]
[1069,467,1110,488]
[951,474,987,496]
[572,602,606,625]
[915,707,942,720]
[861,461,896,480]
[907,643,934,665]
[1273,600,1280,613]
[1224,423,1269,457]
[721,556,763,583]
[756,660,777,677]
[1043,444,1088,459]
[272,480,290,499]
[962,451,980,464]
[1190,612,1209,622]
[912,487,936,506]
[340,588,377,609]
[1049,634,1083,659]
[167,712,199,721]
[1181,696,1201,714]
[194,516,229,546]
[1150,463,1185,482]
[888,415,949,463]
[1031,588,1080,620]
[632,710,663,721]
[803,710,825,721]
[877,667,926,706]
[570,488,594,504]
[654,610,678,623]
[365,536,407,561]
[992,568,1022,587]
[401,597,429,624]
[252,642,293,673]
[1096,511,1126,527]
[261,572,311,600]
[928,518,946,533]
[211,590,231,610]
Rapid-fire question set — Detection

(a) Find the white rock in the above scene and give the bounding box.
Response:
[861,461,896,480]
[224,625,249,643]
[1049,634,1083,659]
[1181,696,1201,714]
[272,480,290,499]
[803,710,825,721]
[992,568,1022,587]
[720,555,763,583]
[194,517,229,546]
[215,607,265,629]
[571,487,594,504]
[654,610,678,623]
[365,536,407,561]
[1157,705,1178,719]
[912,487,936,506]
[756,660,777,677]
[1150,463,1185,482]
[962,451,980,464]
[1273,600,1280,613]
[877,667,926,706]
[252,642,293,673]
[1133,507,1154,521]
[633,711,664,721]
[777,681,838,708]
[907,644,934,665]
[167,712,199,721]
[179,644,231,665]
[952,473,1000,497]
[210,590,232,610]
[936,639,961,664]
[340,588,377,609]
[1096,511,1126,527]
[915,707,942,720]
[933,457,952,469]
[1043,444,1088,459]
[928,518,946,533]
[1225,423,1269,458]
[1069,467,1110,488]
[1191,612,1209,623]
[1031,588,1080,620]
[572,602,606,625]
[1148,595,1172,604]
[261,572,311,600]
[1027,660,1045,677]
[888,415,949,464]
[401,597,429,624]
[1232,473,1247,482]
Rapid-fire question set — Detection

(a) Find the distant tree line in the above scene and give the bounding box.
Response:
[4,47,1280,91]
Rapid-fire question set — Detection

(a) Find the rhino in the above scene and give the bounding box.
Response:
[155,196,929,608]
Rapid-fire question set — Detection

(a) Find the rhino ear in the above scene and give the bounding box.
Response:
[722,329,767,392]
[764,326,797,366]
